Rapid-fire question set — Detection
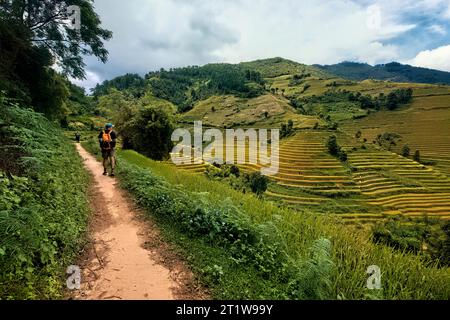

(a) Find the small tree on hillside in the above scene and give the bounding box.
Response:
[401,145,410,157]
[326,135,340,156]
[338,150,348,162]
[414,150,421,163]
[281,123,288,137]
[245,172,269,196]
[288,119,294,131]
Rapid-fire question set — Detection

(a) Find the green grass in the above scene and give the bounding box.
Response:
[81,136,450,299]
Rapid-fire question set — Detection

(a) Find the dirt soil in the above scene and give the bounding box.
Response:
[72,144,207,300]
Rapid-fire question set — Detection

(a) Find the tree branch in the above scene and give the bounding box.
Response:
[28,7,67,31]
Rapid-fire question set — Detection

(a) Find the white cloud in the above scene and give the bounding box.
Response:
[75,0,449,88]
[445,5,450,19]
[407,45,450,72]
[70,70,101,91]
[428,24,447,34]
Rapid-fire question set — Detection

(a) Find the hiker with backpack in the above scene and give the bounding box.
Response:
[75,132,81,143]
[98,123,117,177]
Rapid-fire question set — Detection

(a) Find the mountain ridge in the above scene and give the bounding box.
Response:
[314,61,450,85]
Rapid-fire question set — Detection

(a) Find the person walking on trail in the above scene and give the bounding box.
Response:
[75,132,81,143]
[99,123,117,177]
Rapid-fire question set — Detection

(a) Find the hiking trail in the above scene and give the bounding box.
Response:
[73,144,204,300]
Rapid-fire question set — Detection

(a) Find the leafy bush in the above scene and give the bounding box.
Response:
[375,132,402,151]
[280,120,294,138]
[413,150,421,163]
[0,99,90,299]
[372,217,450,267]
[326,135,347,162]
[118,103,176,160]
[205,164,268,196]
[244,172,269,196]
[287,239,334,299]
[401,144,410,157]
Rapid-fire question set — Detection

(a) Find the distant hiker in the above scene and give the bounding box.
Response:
[99,123,117,177]
[75,132,81,143]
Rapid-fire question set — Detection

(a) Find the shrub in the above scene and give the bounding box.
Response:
[230,165,240,177]
[244,172,269,196]
[280,120,294,138]
[120,104,176,160]
[326,136,347,163]
[287,239,335,299]
[375,132,401,151]
[338,150,348,162]
[372,217,450,267]
[401,145,410,157]
[326,135,340,156]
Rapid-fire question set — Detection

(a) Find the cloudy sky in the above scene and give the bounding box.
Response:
[74,0,450,89]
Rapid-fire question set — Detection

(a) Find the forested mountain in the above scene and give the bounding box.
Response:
[315,62,450,84]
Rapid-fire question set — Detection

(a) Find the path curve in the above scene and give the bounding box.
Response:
[74,144,178,300]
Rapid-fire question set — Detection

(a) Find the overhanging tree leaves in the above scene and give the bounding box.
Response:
[0,0,112,79]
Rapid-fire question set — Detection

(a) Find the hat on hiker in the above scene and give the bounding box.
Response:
[105,123,114,128]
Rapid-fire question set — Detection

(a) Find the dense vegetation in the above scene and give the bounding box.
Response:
[0,0,111,119]
[372,217,450,267]
[205,164,269,196]
[316,62,450,85]
[0,0,110,299]
[0,96,90,299]
[290,88,413,113]
[92,73,147,98]
[326,135,347,162]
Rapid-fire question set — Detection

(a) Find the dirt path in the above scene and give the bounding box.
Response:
[73,144,204,300]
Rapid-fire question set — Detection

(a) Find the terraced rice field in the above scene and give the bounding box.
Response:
[348,150,450,219]
[171,89,450,222]
[243,132,360,207]
[343,90,450,176]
